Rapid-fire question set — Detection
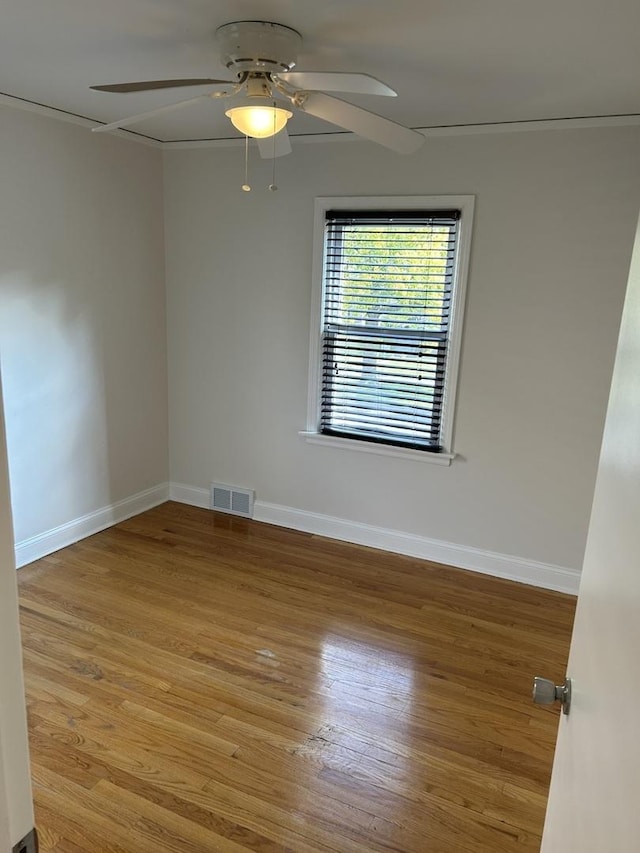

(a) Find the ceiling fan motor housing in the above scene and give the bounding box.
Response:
[216,21,302,75]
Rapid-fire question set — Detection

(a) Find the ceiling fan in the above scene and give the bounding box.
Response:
[90,20,425,156]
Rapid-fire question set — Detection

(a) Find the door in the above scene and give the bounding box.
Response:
[541,212,640,850]
[0,371,34,848]
[0,731,10,853]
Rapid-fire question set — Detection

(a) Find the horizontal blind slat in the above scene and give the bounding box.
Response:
[321,407,442,427]
[320,209,458,450]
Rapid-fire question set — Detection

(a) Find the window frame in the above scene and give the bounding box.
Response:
[302,195,475,465]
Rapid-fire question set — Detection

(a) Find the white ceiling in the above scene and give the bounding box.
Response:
[2,0,640,145]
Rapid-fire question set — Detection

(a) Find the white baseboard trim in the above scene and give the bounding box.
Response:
[15,482,170,568]
[169,482,210,509]
[168,483,580,595]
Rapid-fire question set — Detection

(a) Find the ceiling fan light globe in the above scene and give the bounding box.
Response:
[225,105,292,138]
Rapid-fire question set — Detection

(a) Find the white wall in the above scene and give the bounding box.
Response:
[0,372,34,846]
[164,126,640,577]
[0,108,169,549]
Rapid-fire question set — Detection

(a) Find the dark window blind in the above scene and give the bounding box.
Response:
[320,210,460,451]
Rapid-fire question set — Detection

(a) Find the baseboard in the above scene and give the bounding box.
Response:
[14,478,579,592]
[169,481,210,509]
[14,483,170,568]
[168,483,580,594]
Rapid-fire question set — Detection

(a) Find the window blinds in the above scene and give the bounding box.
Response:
[320,210,460,451]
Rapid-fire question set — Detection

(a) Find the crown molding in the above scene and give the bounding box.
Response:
[2,90,639,151]
[162,113,640,150]
[0,92,162,147]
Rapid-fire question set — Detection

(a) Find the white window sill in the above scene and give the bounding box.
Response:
[298,431,455,466]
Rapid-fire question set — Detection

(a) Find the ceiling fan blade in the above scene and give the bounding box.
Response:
[91,78,235,93]
[297,93,424,154]
[257,128,292,159]
[92,94,211,133]
[277,72,396,97]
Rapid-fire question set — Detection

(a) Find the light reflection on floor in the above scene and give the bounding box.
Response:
[321,633,415,716]
[292,631,417,823]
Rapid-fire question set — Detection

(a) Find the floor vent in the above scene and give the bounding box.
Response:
[210,482,255,518]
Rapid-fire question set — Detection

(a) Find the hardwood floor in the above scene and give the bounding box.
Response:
[17,501,576,852]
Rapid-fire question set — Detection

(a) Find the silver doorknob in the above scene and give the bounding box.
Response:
[532,676,572,715]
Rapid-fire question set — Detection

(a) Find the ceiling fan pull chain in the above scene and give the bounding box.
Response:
[242,135,251,192]
[269,103,278,191]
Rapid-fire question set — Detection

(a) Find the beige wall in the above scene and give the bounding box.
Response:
[164,126,640,573]
[0,107,169,545]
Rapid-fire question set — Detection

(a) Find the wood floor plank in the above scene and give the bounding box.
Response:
[18,501,575,851]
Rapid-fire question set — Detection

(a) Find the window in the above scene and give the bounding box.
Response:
[304,196,473,463]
